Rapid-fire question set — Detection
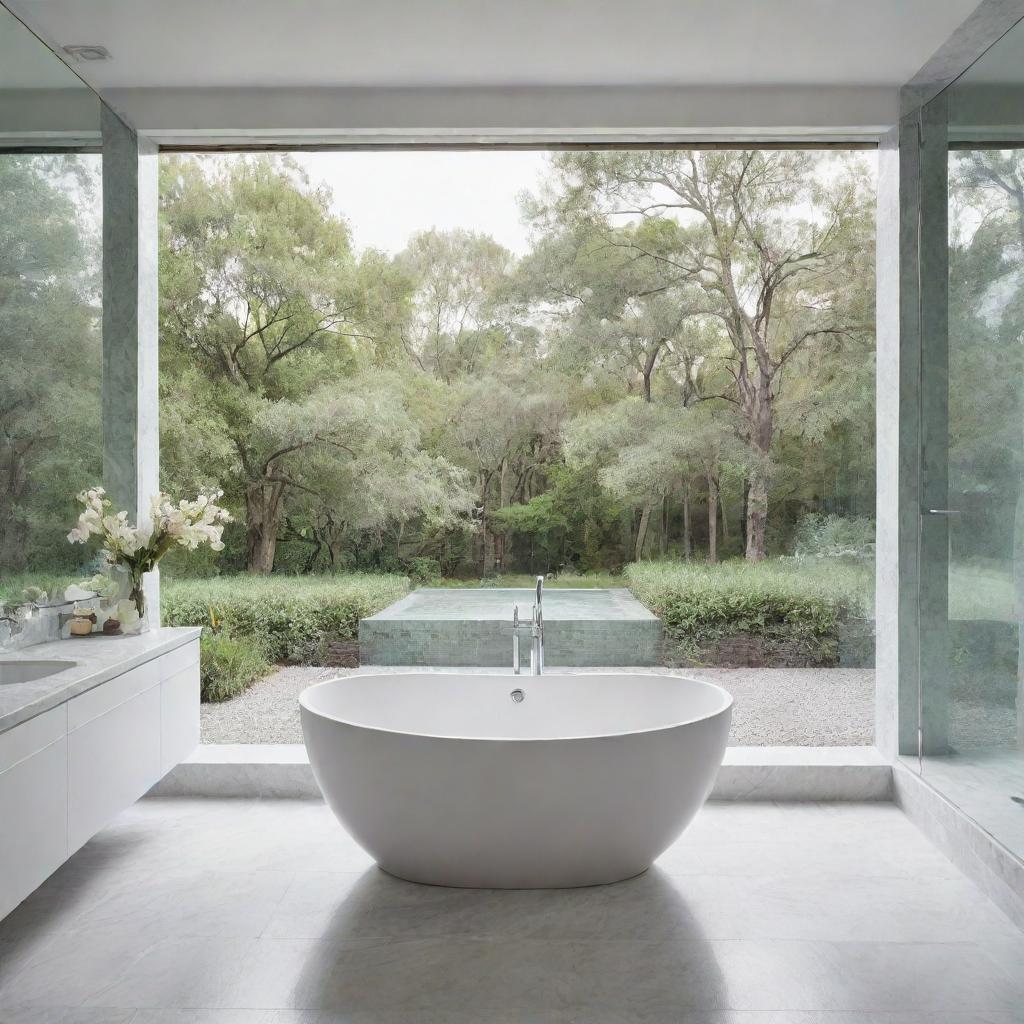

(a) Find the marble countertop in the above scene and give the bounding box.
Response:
[0,627,202,735]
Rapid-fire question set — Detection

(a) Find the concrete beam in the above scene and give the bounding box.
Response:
[100,84,898,147]
[902,0,1024,116]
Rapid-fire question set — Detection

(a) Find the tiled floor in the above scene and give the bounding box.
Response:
[0,799,1022,1023]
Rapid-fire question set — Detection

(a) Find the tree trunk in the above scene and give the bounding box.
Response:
[745,469,769,562]
[682,484,692,561]
[245,478,286,574]
[634,504,652,562]
[0,448,30,573]
[740,478,749,557]
[640,340,665,403]
[482,529,496,574]
[720,489,729,544]
[707,473,719,565]
[496,458,510,572]
[743,375,774,562]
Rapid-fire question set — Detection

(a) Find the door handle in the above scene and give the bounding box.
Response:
[924,509,962,516]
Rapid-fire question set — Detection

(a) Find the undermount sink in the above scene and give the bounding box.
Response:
[0,660,76,685]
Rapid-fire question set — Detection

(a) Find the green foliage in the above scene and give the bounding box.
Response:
[0,155,102,575]
[406,557,441,585]
[150,149,876,580]
[0,572,79,609]
[490,493,566,536]
[158,156,472,575]
[199,630,271,702]
[162,573,409,664]
[625,559,871,667]
[792,514,875,560]
[4,150,876,592]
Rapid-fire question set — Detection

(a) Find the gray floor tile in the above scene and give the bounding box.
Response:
[0,1009,138,1024]
[0,798,1021,1020]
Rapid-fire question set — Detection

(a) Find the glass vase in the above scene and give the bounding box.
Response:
[107,564,150,635]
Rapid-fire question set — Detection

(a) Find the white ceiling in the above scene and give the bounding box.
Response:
[0,2,85,89]
[6,0,982,91]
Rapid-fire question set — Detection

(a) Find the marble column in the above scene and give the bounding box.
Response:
[101,104,161,622]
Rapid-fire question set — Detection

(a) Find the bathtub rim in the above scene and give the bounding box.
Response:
[299,670,733,744]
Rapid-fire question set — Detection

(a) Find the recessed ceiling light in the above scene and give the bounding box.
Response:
[62,44,112,61]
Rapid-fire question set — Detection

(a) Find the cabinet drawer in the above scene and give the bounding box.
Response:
[161,641,200,681]
[161,662,200,773]
[68,662,160,730]
[0,704,66,774]
[68,684,161,854]
[0,736,68,920]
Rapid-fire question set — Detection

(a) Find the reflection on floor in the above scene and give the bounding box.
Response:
[0,799,1022,1022]
[922,746,1024,858]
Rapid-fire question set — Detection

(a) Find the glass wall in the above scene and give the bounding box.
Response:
[0,6,102,614]
[158,148,876,746]
[919,19,1024,858]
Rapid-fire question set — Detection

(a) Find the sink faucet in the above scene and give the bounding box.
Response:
[513,575,545,675]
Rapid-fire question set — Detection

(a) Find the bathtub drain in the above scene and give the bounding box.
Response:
[510,688,526,703]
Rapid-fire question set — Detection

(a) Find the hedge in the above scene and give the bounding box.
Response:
[624,558,872,667]
[199,630,271,702]
[163,573,409,666]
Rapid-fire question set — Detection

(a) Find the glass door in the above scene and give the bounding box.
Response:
[918,19,1024,857]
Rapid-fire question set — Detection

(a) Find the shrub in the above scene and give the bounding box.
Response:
[406,557,441,586]
[792,513,875,560]
[625,558,872,667]
[162,573,409,665]
[199,629,270,702]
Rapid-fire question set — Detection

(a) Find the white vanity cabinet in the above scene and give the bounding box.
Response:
[67,662,163,854]
[0,633,200,919]
[160,643,202,774]
[0,705,68,921]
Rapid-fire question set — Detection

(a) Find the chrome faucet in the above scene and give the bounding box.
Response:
[513,575,545,675]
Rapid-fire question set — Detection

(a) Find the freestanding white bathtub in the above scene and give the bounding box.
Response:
[300,672,732,888]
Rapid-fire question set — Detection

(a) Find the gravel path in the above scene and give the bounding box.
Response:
[201,665,877,746]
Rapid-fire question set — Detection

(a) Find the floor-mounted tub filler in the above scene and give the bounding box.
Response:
[300,672,732,887]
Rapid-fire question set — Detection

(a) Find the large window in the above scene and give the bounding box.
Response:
[156,148,877,746]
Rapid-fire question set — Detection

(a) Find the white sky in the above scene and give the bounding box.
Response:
[294,150,551,257]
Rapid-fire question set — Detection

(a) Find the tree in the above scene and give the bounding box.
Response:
[395,229,515,383]
[160,156,471,572]
[154,149,876,577]
[445,371,565,572]
[533,150,874,560]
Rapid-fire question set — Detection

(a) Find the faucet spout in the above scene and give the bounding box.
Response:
[512,604,521,675]
[511,576,545,675]
[531,576,544,675]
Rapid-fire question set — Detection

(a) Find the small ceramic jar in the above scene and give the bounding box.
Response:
[68,605,97,636]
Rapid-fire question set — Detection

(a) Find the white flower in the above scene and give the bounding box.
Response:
[68,484,232,568]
